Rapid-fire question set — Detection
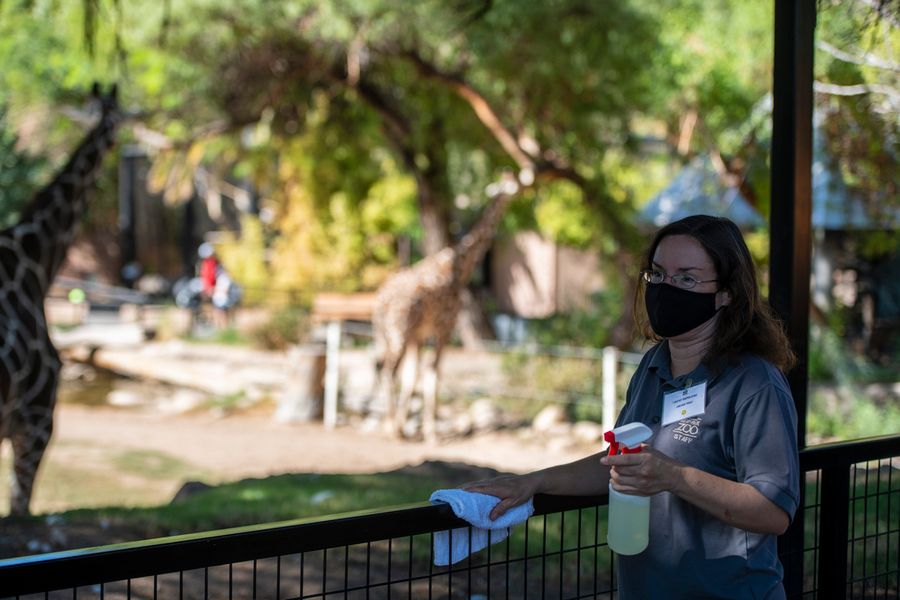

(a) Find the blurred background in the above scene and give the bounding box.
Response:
[0,0,897,545]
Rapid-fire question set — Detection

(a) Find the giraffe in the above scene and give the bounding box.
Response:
[0,84,120,516]
[372,172,525,443]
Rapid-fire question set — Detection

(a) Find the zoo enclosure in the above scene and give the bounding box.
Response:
[308,291,644,433]
[1,434,897,599]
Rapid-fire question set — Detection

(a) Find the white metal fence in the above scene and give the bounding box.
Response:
[315,320,643,435]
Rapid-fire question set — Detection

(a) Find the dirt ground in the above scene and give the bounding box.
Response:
[0,402,592,559]
[53,403,586,477]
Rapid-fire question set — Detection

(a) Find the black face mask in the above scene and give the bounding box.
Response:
[644,283,719,338]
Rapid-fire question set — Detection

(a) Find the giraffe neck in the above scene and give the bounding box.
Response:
[452,191,515,284]
[12,111,118,291]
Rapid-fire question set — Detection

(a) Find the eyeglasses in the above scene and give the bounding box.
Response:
[640,269,718,290]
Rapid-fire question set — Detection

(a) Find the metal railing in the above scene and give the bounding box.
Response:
[1,435,898,599]
[781,434,900,599]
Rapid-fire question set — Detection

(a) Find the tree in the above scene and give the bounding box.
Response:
[0,107,47,228]
[6,0,892,348]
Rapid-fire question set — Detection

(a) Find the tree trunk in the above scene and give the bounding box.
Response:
[455,286,495,349]
[414,164,452,255]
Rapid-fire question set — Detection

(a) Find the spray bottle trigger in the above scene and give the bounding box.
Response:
[604,430,620,456]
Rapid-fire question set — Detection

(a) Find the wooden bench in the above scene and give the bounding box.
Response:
[311,292,376,323]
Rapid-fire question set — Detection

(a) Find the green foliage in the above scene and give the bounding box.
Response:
[217,215,270,305]
[808,388,900,443]
[808,321,881,384]
[204,391,252,414]
[527,289,625,349]
[249,305,311,351]
[360,169,420,260]
[183,327,249,347]
[807,321,900,442]
[499,352,601,422]
[0,106,47,227]
[533,181,599,248]
[492,286,627,423]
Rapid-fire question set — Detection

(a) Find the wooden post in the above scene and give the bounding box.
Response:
[602,346,618,440]
[311,292,376,428]
[324,320,342,429]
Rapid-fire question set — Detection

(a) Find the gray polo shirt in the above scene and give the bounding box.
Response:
[615,342,799,600]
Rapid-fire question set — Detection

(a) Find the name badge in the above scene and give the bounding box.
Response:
[662,380,707,426]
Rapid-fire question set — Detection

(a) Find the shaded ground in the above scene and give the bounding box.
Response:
[0,403,591,559]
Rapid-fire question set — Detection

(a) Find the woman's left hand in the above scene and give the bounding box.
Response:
[600,445,683,496]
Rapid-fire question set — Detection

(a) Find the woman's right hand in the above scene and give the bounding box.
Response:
[461,473,543,520]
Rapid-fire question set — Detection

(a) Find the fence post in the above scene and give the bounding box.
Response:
[601,346,618,437]
[816,464,850,599]
[324,320,342,428]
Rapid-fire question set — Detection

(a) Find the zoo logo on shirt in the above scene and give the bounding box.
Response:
[672,417,702,444]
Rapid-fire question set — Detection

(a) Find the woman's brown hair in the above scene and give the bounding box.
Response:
[633,215,797,372]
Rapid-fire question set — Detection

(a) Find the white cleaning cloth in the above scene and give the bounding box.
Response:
[429,489,534,566]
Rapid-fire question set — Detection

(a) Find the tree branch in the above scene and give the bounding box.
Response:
[349,74,453,253]
[814,80,900,103]
[397,47,641,250]
[400,48,537,170]
[857,0,900,29]
[816,40,900,72]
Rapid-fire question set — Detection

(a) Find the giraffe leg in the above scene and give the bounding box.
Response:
[8,349,59,517]
[9,405,54,517]
[395,343,421,438]
[377,348,406,438]
[422,340,448,445]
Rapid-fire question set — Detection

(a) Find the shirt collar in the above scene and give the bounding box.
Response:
[648,340,718,387]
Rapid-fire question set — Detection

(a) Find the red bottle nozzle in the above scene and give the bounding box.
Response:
[604,430,620,456]
[605,423,652,456]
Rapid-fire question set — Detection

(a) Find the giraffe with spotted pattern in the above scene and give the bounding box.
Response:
[373,173,524,443]
[0,84,120,516]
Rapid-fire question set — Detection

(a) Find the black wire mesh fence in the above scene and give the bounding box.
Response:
[1,436,898,599]
[0,495,613,600]
[780,436,900,599]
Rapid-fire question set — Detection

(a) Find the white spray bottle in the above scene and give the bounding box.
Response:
[605,422,653,555]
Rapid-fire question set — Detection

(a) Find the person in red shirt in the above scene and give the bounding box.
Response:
[198,243,219,301]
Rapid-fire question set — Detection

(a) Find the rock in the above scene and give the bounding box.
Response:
[573,421,605,445]
[469,398,503,432]
[106,389,145,407]
[402,416,422,439]
[157,389,206,414]
[311,490,334,505]
[26,539,52,554]
[546,436,577,453]
[546,422,573,438]
[60,363,91,381]
[359,415,383,433]
[451,413,474,437]
[171,481,213,504]
[532,405,568,433]
[48,527,67,547]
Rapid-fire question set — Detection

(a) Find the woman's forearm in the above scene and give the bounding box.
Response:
[670,465,790,535]
[603,449,790,535]
[532,452,611,496]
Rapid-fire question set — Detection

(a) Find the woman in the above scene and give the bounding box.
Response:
[464,215,800,599]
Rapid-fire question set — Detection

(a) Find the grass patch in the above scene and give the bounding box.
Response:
[0,441,212,514]
[183,326,250,346]
[50,468,476,537]
[110,450,205,481]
